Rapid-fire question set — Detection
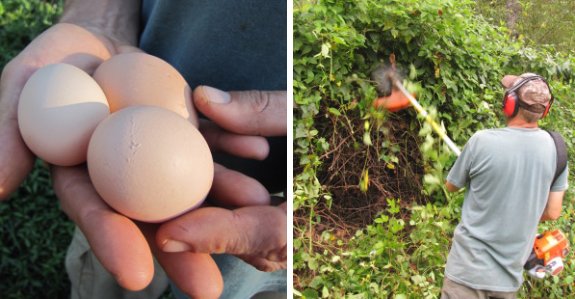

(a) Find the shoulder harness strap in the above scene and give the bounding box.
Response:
[545,130,568,185]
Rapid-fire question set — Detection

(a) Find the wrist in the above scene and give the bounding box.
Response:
[59,0,140,47]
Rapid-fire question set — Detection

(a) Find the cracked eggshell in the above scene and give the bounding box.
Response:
[87,105,213,223]
[18,63,109,166]
[92,52,198,127]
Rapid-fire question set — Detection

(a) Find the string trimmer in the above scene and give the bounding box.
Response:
[371,65,461,156]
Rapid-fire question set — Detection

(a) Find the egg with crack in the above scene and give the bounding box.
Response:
[87,105,213,222]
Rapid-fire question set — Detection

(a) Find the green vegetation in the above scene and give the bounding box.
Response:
[293,0,575,298]
[0,0,62,63]
[0,161,74,299]
[476,0,575,53]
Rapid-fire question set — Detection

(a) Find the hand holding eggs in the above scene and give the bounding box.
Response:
[18,54,213,222]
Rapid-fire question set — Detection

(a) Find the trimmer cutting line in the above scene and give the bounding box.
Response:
[372,66,461,156]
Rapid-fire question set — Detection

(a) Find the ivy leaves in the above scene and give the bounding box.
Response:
[294,0,575,298]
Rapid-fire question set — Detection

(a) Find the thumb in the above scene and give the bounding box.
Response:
[193,86,286,136]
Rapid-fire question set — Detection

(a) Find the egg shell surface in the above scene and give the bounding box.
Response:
[18,63,109,166]
[87,105,213,222]
[92,52,198,127]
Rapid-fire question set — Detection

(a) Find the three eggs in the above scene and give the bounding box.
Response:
[17,53,213,222]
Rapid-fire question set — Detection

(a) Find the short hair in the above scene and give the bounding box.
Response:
[517,107,541,123]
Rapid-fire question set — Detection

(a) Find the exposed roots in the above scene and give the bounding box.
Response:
[314,107,426,237]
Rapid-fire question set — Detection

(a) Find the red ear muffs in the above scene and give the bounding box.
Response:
[502,75,554,118]
[502,92,519,117]
[542,95,554,118]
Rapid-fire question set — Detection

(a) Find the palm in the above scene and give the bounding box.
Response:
[0,23,134,199]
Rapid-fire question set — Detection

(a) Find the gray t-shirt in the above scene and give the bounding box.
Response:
[445,127,568,292]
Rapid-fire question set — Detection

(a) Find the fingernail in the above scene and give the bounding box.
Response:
[162,239,191,252]
[201,86,231,104]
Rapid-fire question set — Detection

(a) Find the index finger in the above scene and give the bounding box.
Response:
[156,205,287,266]
[52,165,154,291]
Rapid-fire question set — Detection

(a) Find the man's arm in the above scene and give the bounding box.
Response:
[60,0,140,47]
[445,181,461,193]
[540,191,565,221]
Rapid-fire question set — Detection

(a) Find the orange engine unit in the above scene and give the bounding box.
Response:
[533,229,569,275]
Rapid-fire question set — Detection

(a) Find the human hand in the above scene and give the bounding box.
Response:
[52,165,225,297]
[0,8,170,293]
[0,18,154,292]
[0,0,143,198]
[156,86,287,272]
[0,21,140,199]
[52,123,278,296]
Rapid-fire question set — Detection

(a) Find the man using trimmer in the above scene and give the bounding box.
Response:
[441,73,568,299]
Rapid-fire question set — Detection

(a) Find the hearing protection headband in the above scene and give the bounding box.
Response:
[502,75,554,118]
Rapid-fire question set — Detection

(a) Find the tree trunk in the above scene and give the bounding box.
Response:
[506,0,521,39]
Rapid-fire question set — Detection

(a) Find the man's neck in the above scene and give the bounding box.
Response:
[507,117,539,128]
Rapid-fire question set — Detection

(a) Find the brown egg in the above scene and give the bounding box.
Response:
[92,52,198,127]
[18,63,109,166]
[87,106,213,222]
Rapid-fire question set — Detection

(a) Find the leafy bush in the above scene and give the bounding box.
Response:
[294,0,511,217]
[476,0,575,53]
[0,0,62,63]
[295,198,463,299]
[294,0,575,298]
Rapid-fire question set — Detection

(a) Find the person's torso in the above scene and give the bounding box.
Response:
[446,127,557,291]
[139,0,286,91]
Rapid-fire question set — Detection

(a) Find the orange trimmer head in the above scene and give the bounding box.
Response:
[369,62,462,156]
[373,89,413,112]
[371,65,411,112]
